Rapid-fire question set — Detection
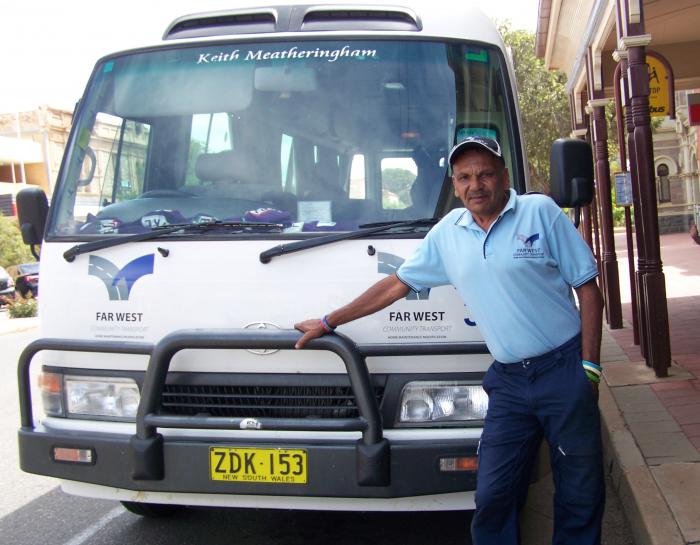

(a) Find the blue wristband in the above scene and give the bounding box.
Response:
[321,315,336,333]
[582,360,602,382]
[582,360,601,372]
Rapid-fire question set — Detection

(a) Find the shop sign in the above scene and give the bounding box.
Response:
[647,55,670,117]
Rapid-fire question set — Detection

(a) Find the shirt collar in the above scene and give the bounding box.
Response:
[455,188,517,229]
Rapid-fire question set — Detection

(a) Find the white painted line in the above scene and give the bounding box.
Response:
[61,506,124,545]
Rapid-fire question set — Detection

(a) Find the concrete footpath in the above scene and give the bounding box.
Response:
[598,232,700,545]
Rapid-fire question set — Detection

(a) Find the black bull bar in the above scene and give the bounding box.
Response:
[18,329,488,487]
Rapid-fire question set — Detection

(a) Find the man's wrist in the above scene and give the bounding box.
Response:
[582,360,601,384]
[321,315,336,333]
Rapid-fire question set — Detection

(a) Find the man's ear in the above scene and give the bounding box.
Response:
[451,176,459,197]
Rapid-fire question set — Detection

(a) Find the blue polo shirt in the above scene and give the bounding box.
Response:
[396,189,598,363]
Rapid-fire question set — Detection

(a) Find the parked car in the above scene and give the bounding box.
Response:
[0,265,15,305]
[9,262,39,298]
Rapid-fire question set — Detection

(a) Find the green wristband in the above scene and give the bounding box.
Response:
[584,369,601,384]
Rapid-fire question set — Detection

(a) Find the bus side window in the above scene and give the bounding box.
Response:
[98,116,151,207]
[281,134,296,194]
[381,157,417,210]
[185,113,233,188]
[349,154,366,200]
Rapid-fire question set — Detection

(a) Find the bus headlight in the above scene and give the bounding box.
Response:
[397,381,488,424]
[65,376,140,420]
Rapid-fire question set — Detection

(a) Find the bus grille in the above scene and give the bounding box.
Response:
[161,384,384,419]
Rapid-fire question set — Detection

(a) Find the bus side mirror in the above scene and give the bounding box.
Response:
[549,138,594,207]
[549,139,594,228]
[17,187,49,251]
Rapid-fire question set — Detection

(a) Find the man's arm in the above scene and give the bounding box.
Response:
[294,273,410,349]
[575,279,604,388]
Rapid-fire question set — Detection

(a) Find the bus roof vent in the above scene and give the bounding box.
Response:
[163,9,279,40]
[296,5,422,32]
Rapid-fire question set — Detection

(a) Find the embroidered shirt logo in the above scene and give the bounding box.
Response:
[516,233,539,247]
[513,233,544,259]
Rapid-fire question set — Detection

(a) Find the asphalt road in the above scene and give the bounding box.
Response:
[1,493,475,545]
[0,322,634,545]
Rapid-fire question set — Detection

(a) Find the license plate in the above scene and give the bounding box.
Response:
[209,447,307,484]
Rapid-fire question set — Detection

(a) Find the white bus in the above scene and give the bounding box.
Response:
[16,3,592,517]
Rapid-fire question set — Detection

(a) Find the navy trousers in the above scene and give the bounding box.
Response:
[471,335,605,545]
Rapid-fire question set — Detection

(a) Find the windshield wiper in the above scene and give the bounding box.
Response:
[259,218,438,264]
[63,221,283,262]
[357,219,434,228]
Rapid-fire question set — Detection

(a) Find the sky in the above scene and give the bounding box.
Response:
[0,0,539,113]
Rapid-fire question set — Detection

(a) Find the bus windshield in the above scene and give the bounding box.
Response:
[49,39,519,237]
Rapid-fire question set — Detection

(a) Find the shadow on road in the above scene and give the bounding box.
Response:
[0,488,473,545]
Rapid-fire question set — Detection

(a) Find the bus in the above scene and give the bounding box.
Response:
[16,3,592,516]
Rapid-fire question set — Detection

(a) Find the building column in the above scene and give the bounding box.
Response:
[582,204,594,250]
[582,119,604,282]
[572,128,595,251]
[589,98,623,328]
[624,35,671,376]
[614,51,641,347]
[619,55,649,356]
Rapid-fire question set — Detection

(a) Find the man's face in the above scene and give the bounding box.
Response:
[451,149,510,224]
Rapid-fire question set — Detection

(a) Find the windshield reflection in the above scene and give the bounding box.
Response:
[50,39,512,237]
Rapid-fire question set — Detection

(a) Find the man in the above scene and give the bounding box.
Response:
[295,135,605,545]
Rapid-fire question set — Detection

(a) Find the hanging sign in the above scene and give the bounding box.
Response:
[614,172,633,207]
[647,55,670,117]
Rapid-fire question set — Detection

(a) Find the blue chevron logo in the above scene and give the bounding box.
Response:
[377,252,430,300]
[516,233,540,248]
[88,254,155,301]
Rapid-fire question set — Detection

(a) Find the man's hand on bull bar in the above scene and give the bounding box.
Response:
[294,319,328,349]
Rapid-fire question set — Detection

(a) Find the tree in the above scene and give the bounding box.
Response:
[498,23,571,193]
[0,215,35,268]
[381,168,416,208]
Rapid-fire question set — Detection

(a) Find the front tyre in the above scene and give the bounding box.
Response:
[121,501,183,517]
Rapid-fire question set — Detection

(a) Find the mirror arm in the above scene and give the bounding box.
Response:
[30,245,41,261]
[573,206,581,229]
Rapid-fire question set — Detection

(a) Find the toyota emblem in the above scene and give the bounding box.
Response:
[243,322,282,355]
